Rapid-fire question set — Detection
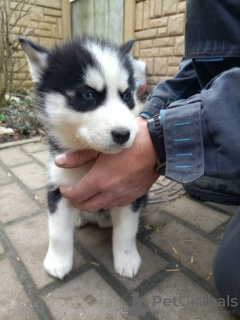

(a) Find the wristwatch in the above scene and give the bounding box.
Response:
[147,114,166,174]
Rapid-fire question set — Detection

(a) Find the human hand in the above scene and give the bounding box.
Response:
[55,117,159,212]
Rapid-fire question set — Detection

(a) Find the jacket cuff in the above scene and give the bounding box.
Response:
[163,95,204,183]
[141,96,168,117]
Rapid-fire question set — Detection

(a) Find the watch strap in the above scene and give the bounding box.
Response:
[147,114,166,173]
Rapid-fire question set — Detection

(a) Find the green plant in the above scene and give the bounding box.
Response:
[1,101,42,136]
[0,0,34,106]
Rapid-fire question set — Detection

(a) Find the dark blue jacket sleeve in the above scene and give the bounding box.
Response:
[163,68,240,183]
[141,57,201,116]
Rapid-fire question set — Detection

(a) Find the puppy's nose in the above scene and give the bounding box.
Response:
[111,128,130,144]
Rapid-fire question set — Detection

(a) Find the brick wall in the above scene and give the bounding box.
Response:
[10,0,70,90]
[133,0,185,93]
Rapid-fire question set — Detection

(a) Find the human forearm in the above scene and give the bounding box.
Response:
[163,67,240,183]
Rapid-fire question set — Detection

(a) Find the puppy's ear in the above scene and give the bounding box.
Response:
[119,39,135,54]
[19,38,49,83]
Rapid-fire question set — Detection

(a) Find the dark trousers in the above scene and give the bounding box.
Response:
[194,57,240,316]
[193,57,240,88]
[213,207,240,315]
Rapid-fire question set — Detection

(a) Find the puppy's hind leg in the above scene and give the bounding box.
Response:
[110,203,142,279]
[44,187,79,279]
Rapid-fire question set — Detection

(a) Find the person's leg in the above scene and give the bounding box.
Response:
[213,206,240,315]
[193,57,240,88]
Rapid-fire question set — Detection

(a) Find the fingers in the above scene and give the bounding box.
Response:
[60,173,100,204]
[70,192,115,213]
[55,150,99,168]
[60,175,131,212]
[60,178,126,212]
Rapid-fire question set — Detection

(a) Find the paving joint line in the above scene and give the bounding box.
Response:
[39,263,92,297]
[0,227,54,320]
[32,186,48,192]
[185,194,236,217]
[20,147,47,170]
[160,209,220,244]
[139,312,159,320]
[138,236,218,298]
[0,180,14,188]
[1,211,45,229]
[0,159,47,213]
[8,160,34,169]
[20,144,47,155]
[209,222,230,240]
[0,252,7,261]
[74,239,130,299]
[135,267,172,298]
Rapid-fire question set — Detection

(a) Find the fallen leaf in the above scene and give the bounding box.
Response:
[166,269,180,272]
[143,225,153,231]
[89,261,99,267]
[172,247,179,255]
[156,224,164,233]
[207,272,213,281]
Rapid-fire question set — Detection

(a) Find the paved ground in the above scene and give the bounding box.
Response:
[0,140,239,320]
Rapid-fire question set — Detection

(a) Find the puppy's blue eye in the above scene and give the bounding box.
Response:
[123,91,131,101]
[82,92,94,100]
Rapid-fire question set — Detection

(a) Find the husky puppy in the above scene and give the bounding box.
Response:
[19,37,146,280]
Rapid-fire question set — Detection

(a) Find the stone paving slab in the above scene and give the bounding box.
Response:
[142,272,237,320]
[44,269,136,320]
[32,150,49,165]
[6,213,87,289]
[149,220,218,283]
[11,162,47,189]
[140,204,172,227]
[0,242,4,254]
[33,187,48,206]
[0,183,39,223]
[205,201,239,215]
[163,196,230,233]
[0,141,239,320]
[0,259,38,319]
[21,141,47,153]
[0,146,32,167]
[0,166,13,185]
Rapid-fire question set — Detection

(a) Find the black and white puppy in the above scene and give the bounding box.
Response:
[20,37,146,279]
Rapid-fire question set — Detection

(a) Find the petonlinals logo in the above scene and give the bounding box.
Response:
[122,292,237,317]
[122,291,149,317]
[152,294,238,308]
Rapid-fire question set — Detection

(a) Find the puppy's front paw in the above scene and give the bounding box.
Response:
[114,249,141,278]
[44,249,73,280]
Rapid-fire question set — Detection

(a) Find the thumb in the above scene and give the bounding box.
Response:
[54,150,100,168]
